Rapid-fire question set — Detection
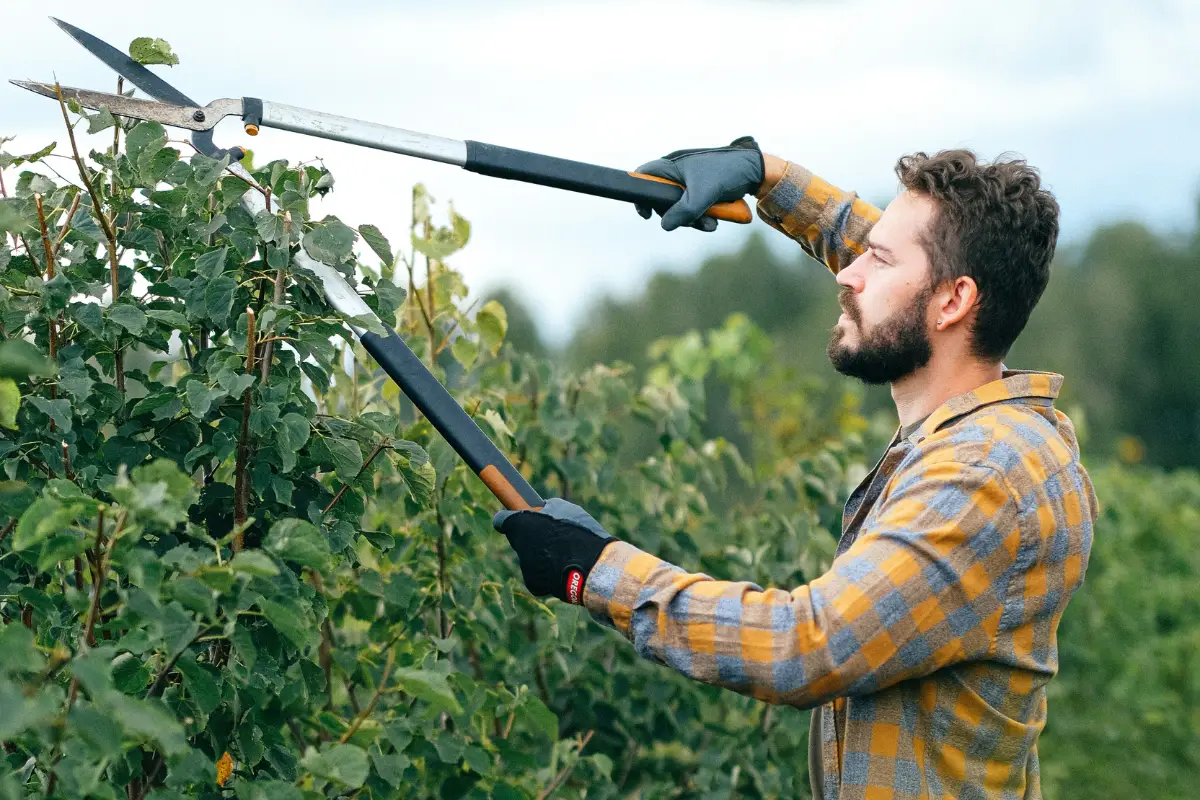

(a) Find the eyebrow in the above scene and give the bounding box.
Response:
[866,237,896,258]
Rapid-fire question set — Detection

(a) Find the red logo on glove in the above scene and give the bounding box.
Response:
[566,569,584,605]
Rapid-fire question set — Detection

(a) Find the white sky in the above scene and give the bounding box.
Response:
[3,0,1200,342]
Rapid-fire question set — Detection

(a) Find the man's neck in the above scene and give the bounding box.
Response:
[890,355,1004,428]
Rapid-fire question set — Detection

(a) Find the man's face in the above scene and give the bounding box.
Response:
[828,191,937,385]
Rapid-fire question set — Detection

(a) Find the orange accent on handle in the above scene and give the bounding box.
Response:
[629,171,753,224]
[480,464,540,511]
[244,123,260,136]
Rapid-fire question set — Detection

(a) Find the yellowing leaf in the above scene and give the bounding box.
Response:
[216,751,233,786]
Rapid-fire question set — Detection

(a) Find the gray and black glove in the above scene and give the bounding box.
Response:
[492,499,617,605]
[635,136,765,232]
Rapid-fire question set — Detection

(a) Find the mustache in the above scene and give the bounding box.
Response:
[838,288,862,325]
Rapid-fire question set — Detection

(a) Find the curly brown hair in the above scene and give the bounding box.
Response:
[895,149,1059,361]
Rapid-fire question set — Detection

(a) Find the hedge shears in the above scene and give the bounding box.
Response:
[11,18,583,511]
[13,21,752,229]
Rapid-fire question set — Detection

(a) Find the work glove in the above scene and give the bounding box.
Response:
[492,498,618,605]
[635,135,765,232]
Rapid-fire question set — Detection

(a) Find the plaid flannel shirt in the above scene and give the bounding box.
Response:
[582,162,1098,799]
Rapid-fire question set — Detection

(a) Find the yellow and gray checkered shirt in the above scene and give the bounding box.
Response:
[582,163,1098,799]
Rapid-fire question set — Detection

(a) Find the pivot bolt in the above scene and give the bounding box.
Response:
[192,110,206,122]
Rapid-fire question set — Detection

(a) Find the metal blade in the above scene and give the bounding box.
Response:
[8,80,239,131]
[50,17,199,107]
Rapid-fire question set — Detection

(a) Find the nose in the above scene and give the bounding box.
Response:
[836,255,866,293]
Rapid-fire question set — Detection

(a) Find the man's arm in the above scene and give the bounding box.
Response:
[581,457,1020,709]
[754,154,882,275]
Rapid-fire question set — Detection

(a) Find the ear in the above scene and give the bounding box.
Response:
[933,276,980,332]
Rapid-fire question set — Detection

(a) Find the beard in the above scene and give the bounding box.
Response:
[827,286,934,385]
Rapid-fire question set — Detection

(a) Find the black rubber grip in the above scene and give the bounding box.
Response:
[359,327,543,510]
[464,140,686,211]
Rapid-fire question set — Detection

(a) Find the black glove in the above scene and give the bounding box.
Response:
[635,136,765,232]
[492,498,618,605]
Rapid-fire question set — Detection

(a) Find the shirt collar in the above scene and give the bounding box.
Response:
[911,370,1063,441]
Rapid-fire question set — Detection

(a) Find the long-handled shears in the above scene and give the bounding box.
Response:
[10,18,572,511]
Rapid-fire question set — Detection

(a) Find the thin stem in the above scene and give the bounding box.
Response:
[232,307,256,551]
[339,646,397,744]
[260,211,291,384]
[53,81,124,394]
[323,439,390,514]
[537,730,595,800]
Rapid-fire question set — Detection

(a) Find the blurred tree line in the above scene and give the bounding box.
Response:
[495,213,1200,470]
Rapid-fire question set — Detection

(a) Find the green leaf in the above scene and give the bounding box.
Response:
[275,413,311,473]
[0,680,60,741]
[477,300,508,353]
[205,274,238,325]
[0,624,43,676]
[518,695,558,740]
[300,743,370,788]
[86,106,118,134]
[0,199,31,235]
[259,598,316,649]
[145,308,190,330]
[229,550,280,578]
[0,338,55,378]
[264,518,330,571]
[0,378,19,429]
[27,396,72,433]
[450,336,477,369]
[255,211,287,246]
[302,218,356,264]
[72,302,104,337]
[325,437,363,482]
[128,37,180,66]
[358,224,393,265]
[100,693,189,755]
[107,302,146,336]
[391,668,462,714]
[37,532,89,573]
[125,122,167,168]
[185,382,226,418]
[194,246,229,279]
[110,459,199,530]
[177,655,222,715]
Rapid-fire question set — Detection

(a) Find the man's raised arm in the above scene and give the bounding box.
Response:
[632,141,882,274]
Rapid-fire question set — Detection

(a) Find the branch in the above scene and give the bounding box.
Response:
[261,211,291,384]
[537,730,595,800]
[232,307,256,551]
[322,439,390,515]
[53,81,124,394]
[339,647,396,744]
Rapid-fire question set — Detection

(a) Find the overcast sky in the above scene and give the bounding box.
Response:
[4,0,1199,342]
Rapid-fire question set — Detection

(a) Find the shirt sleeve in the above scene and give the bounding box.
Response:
[581,458,1020,709]
[754,162,882,275]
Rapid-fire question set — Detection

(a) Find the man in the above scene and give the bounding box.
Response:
[493,139,1097,799]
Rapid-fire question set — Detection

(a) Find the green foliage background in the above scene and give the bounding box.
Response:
[0,58,1197,800]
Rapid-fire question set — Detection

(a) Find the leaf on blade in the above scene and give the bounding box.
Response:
[128,37,180,67]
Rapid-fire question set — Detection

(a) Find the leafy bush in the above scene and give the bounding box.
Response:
[0,90,864,798]
[1039,464,1200,799]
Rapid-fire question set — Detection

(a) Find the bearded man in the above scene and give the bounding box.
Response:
[494,140,1097,800]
